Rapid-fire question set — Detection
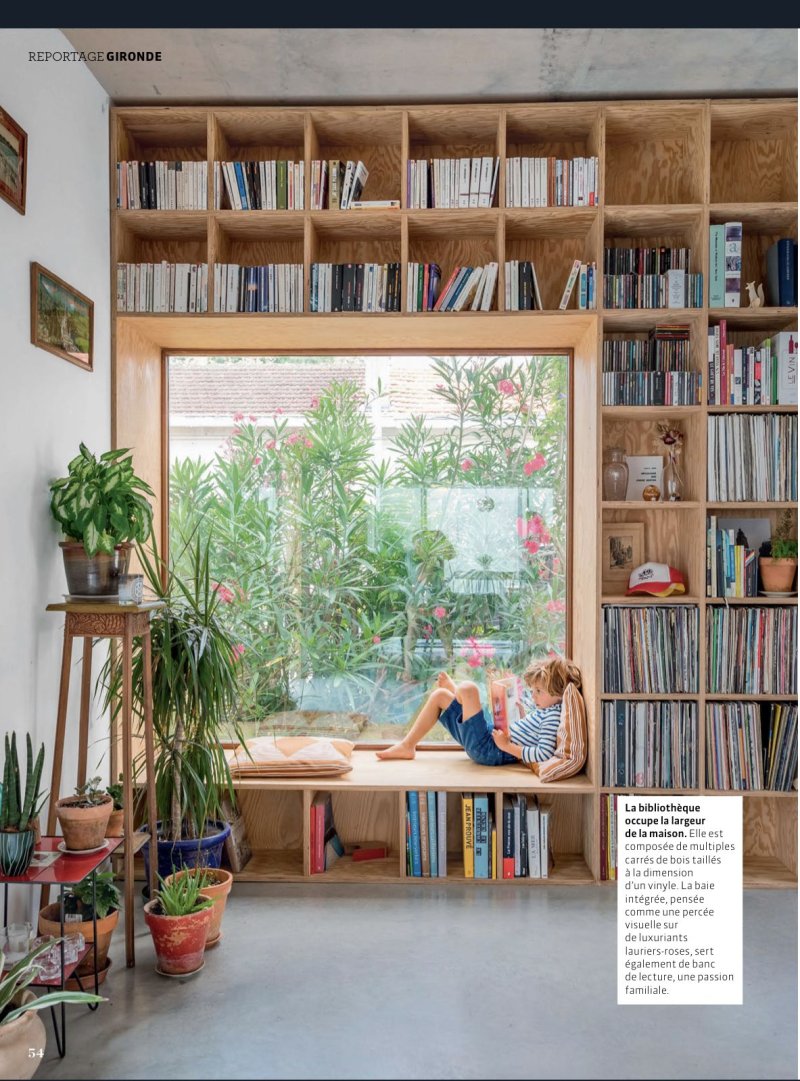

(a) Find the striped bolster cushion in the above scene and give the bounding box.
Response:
[536,682,588,782]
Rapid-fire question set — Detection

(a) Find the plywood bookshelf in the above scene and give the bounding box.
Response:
[110,97,797,888]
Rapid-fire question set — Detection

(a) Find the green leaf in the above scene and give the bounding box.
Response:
[84,520,100,557]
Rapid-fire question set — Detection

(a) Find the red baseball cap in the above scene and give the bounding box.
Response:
[626,562,686,597]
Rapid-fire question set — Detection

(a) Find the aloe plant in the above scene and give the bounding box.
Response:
[49,443,155,557]
[0,941,103,1026]
[156,872,214,917]
[0,733,46,833]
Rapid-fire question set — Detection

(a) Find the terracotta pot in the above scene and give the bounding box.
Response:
[59,540,132,597]
[143,898,212,976]
[55,794,113,851]
[38,904,119,977]
[105,809,124,838]
[0,990,47,1079]
[65,957,112,991]
[164,868,233,947]
[759,557,798,593]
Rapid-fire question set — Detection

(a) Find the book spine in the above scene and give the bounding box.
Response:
[427,790,438,878]
[461,793,474,879]
[437,791,447,877]
[407,791,422,877]
[419,787,430,876]
[502,798,514,879]
[724,221,742,308]
[473,794,489,879]
[778,237,796,306]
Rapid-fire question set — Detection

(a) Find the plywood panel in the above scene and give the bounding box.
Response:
[744,796,798,874]
[235,789,304,849]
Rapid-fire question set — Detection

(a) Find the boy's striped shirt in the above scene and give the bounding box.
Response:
[509,703,562,764]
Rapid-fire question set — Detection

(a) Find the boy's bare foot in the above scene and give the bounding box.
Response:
[436,671,458,695]
[375,742,416,760]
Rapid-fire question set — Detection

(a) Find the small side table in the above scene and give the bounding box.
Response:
[1,837,123,1056]
[45,601,161,966]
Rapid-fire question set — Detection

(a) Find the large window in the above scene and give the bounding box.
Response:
[168,353,569,741]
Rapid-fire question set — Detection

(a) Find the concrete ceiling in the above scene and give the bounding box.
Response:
[62,28,797,104]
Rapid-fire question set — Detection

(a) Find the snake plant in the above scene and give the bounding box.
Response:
[0,733,46,833]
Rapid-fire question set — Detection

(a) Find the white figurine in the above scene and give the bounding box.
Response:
[746,281,765,308]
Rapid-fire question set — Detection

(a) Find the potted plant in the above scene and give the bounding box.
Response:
[759,510,798,593]
[105,776,124,838]
[54,777,113,852]
[0,734,45,877]
[163,865,233,948]
[49,443,154,597]
[38,870,121,987]
[0,940,103,1080]
[102,533,239,884]
[143,872,213,976]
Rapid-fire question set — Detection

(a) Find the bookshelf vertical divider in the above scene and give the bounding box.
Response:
[110,98,797,888]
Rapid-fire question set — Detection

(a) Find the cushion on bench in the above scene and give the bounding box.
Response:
[535,682,588,782]
[226,736,355,777]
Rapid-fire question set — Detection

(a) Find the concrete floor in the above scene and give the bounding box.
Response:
[36,884,796,1081]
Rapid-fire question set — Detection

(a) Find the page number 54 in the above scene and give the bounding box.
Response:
[28,1048,44,1058]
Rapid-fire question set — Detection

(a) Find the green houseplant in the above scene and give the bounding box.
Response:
[38,871,121,986]
[143,873,214,976]
[0,941,104,1079]
[759,510,798,593]
[54,776,113,853]
[102,530,240,883]
[49,443,154,596]
[0,734,46,877]
[104,775,124,838]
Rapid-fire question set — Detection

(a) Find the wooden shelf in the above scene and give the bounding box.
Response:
[743,856,798,889]
[232,849,304,882]
[602,406,702,418]
[602,501,701,510]
[706,501,798,510]
[705,596,798,605]
[601,594,701,604]
[707,307,798,329]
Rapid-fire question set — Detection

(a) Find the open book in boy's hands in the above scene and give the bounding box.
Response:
[489,673,522,732]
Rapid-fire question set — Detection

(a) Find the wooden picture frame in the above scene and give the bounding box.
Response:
[0,106,26,214]
[30,262,94,372]
[602,522,645,592]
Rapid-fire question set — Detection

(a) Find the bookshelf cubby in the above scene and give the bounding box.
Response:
[111,98,797,889]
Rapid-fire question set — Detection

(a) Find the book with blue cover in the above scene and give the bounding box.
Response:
[473,793,490,878]
[427,790,438,878]
[407,791,422,877]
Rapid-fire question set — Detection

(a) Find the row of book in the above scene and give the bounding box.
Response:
[603,605,699,694]
[603,269,703,310]
[601,325,701,405]
[599,794,618,881]
[309,262,401,312]
[310,159,369,210]
[764,237,798,307]
[115,160,208,210]
[708,221,742,308]
[504,259,597,312]
[216,160,304,211]
[504,156,599,208]
[706,606,797,696]
[212,263,303,313]
[426,264,499,313]
[707,413,797,502]
[406,156,499,209]
[706,702,798,791]
[115,262,209,313]
[706,516,758,598]
[601,701,698,789]
[405,263,442,311]
[707,324,797,405]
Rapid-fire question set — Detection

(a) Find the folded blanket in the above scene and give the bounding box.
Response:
[226,735,355,777]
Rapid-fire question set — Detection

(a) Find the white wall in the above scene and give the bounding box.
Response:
[0,31,110,913]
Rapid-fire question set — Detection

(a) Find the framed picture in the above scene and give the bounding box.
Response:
[30,263,94,372]
[602,522,645,591]
[0,106,27,214]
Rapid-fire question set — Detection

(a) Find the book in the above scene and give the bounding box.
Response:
[511,794,522,876]
[667,268,686,308]
[407,791,422,877]
[461,793,474,878]
[540,808,552,879]
[724,221,742,308]
[350,842,389,862]
[489,675,519,732]
[775,331,798,404]
[558,259,582,310]
[419,789,430,876]
[501,796,514,879]
[490,819,497,879]
[350,200,400,209]
[765,237,797,306]
[427,790,438,878]
[473,793,490,879]
[437,791,447,877]
[709,224,725,307]
[623,454,664,501]
[348,161,370,208]
[527,797,541,877]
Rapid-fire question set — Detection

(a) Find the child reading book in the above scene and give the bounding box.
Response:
[376,657,582,770]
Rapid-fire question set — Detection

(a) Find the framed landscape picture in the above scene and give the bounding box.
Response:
[0,105,27,214]
[602,522,645,593]
[30,263,94,372]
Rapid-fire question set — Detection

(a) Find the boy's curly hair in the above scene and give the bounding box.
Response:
[523,657,582,697]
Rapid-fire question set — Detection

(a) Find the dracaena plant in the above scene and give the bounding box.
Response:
[0,733,46,833]
[49,443,155,557]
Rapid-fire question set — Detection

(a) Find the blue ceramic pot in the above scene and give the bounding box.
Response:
[142,820,232,886]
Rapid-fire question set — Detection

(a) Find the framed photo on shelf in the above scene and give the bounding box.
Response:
[30,262,94,372]
[0,105,27,214]
[602,522,645,591]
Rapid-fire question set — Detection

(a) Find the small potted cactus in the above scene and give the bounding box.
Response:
[0,734,46,877]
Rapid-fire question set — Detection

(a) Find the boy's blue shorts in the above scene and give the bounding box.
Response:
[437,698,518,767]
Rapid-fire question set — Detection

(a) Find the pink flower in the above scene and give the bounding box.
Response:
[433,606,447,619]
[460,459,474,472]
[233,412,244,422]
[249,414,257,422]
[423,624,433,637]
[522,453,546,476]
[310,397,319,409]
[467,656,482,668]
[253,456,262,465]
[436,383,444,390]
[287,432,300,445]
[498,378,515,395]
[304,438,313,448]
[372,635,381,645]
[553,557,561,572]
[546,599,566,613]
[213,583,235,604]
[524,539,540,555]
[232,427,242,437]
[538,565,549,579]
[274,407,284,415]
[541,530,551,544]
[482,643,495,658]
[232,643,246,660]
[516,516,527,539]
[266,440,277,451]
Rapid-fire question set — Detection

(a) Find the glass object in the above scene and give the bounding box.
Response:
[32,936,61,981]
[3,922,33,962]
[118,573,144,604]
[662,452,684,501]
[603,448,629,501]
[64,932,85,964]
